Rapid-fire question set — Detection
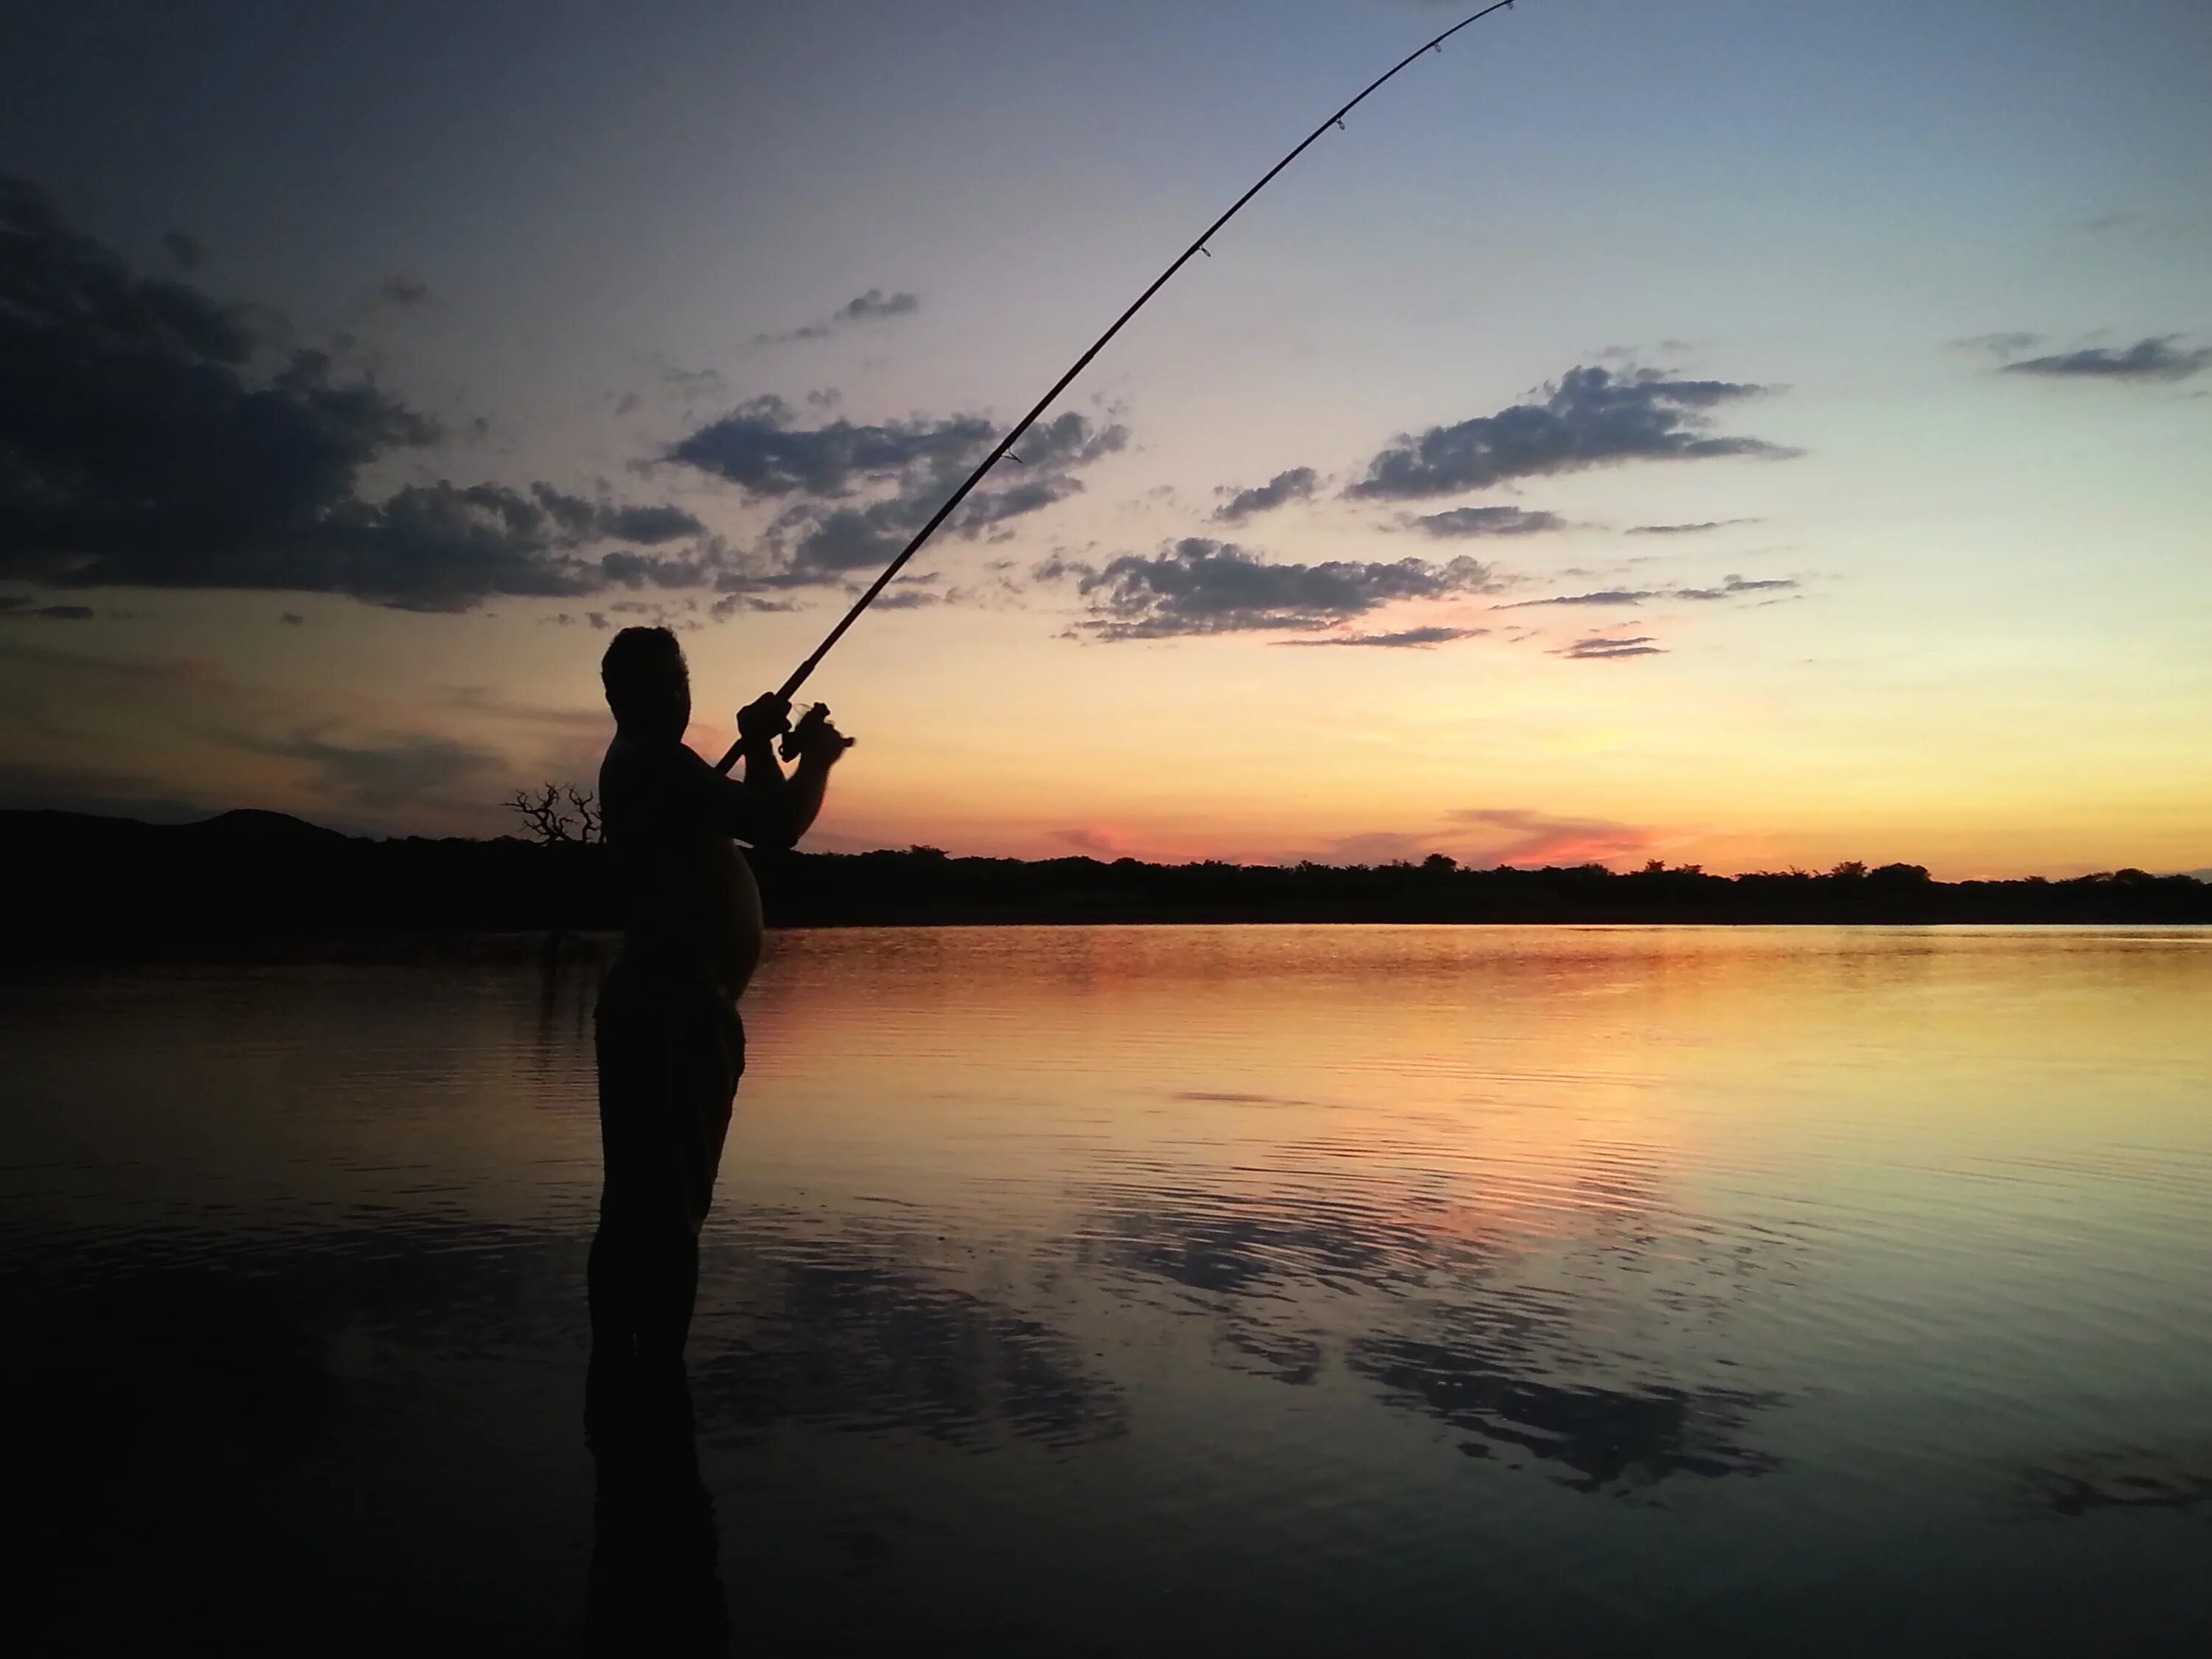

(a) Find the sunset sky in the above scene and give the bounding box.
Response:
[3,0,2207,876]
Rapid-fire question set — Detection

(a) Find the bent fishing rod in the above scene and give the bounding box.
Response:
[721,0,1526,772]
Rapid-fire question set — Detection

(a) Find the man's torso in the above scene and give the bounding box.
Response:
[599,732,764,998]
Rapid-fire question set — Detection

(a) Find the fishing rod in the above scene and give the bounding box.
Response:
[721,0,1526,771]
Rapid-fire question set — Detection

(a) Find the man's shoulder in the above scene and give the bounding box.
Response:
[602,731,710,797]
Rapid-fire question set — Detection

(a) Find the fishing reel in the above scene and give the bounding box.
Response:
[778,700,832,762]
[713,697,835,776]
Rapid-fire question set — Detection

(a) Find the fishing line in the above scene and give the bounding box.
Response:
[726,1,1526,768]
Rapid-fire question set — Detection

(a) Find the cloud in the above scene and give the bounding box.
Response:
[0,598,95,621]
[228,727,502,805]
[311,482,712,611]
[1304,807,1656,869]
[1345,365,1797,501]
[2080,212,2206,242]
[835,287,919,324]
[662,364,726,401]
[0,175,711,611]
[1506,589,1655,608]
[1213,467,1320,524]
[1557,635,1664,660]
[1444,807,1656,866]
[526,484,701,545]
[160,229,203,270]
[1040,538,1500,640]
[1625,518,1761,536]
[1504,574,1795,608]
[668,396,993,497]
[448,685,611,732]
[751,287,921,346]
[1955,330,2042,361]
[2000,335,2211,383]
[1276,625,1486,648]
[1673,574,1795,601]
[377,274,430,307]
[675,399,1124,588]
[1408,506,1567,538]
[1051,824,1141,858]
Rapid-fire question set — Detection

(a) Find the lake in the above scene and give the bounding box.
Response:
[7,925,2210,1655]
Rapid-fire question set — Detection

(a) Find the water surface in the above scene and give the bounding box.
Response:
[7,926,2209,1655]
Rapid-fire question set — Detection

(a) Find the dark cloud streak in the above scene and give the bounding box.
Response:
[751,287,922,346]
[1625,518,1761,536]
[1276,625,1485,649]
[1558,636,1664,660]
[1504,575,1795,609]
[1214,467,1320,524]
[1409,506,1567,538]
[1040,538,1500,640]
[1346,366,1797,502]
[2001,336,2211,383]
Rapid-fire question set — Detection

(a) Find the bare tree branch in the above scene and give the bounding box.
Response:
[505,782,574,844]
[564,785,600,844]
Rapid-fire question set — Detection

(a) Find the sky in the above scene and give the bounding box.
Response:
[1,0,2208,876]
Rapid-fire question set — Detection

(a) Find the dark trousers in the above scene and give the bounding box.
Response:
[588,957,745,1360]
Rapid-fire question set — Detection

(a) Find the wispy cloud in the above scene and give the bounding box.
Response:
[1557,635,1664,660]
[2001,335,2211,383]
[1446,807,1656,866]
[1503,574,1795,609]
[226,726,503,806]
[0,597,96,622]
[1625,518,1761,536]
[1406,506,1567,538]
[1345,364,1798,501]
[1276,625,1486,649]
[1954,330,2043,361]
[1307,807,1656,869]
[752,287,922,346]
[1212,467,1321,524]
[1038,538,1500,641]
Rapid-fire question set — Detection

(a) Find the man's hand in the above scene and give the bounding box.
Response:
[787,702,855,768]
[737,692,792,748]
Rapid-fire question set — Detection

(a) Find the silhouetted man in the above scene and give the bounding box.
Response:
[588,626,850,1372]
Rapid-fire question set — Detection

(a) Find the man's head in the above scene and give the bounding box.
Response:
[600,625,690,737]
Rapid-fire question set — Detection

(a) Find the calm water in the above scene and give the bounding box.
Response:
[7,926,2211,1655]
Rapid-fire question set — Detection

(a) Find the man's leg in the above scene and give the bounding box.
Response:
[590,973,655,1354]
[631,992,742,1364]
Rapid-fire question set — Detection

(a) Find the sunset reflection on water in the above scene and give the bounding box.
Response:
[7,926,2209,1654]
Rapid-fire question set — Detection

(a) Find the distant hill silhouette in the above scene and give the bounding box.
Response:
[4,808,2207,956]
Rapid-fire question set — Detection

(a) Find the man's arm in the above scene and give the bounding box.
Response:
[686,694,850,849]
[758,703,851,845]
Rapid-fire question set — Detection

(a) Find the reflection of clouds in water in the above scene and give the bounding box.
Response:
[10,1208,1124,1466]
[1073,1175,1790,1493]
[2020,1448,2212,1518]
[1349,1333,1781,1495]
[692,1228,1125,1451]
[1079,1185,1491,1300]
